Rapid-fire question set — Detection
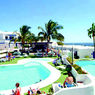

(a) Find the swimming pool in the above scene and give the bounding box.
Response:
[0,58,51,91]
[75,60,95,76]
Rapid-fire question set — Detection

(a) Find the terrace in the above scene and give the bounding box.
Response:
[0,50,95,95]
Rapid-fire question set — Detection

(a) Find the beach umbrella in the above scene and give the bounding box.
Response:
[51,42,58,49]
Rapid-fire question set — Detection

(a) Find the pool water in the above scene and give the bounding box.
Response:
[75,60,95,76]
[0,58,51,90]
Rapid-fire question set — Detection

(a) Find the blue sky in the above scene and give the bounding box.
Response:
[0,0,95,43]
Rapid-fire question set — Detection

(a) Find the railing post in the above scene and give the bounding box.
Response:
[72,46,73,65]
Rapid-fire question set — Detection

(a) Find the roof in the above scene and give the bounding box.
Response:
[0,31,18,35]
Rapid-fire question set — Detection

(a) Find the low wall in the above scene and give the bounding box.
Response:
[77,49,93,58]
[54,84,94,95]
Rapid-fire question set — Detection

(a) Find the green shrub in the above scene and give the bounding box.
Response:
[67,57,72,64]
[57,42,64,45]
[14,47,17,49]
[66,65,72,72]
[77,69,83,74]
[58,68,64,71]
[24,44,29,47]
[72,64,87,74]
[84,55,90,58]
[73,64,81,71]
[48,87,54,94]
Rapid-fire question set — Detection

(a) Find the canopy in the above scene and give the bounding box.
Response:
[51,42,58,47]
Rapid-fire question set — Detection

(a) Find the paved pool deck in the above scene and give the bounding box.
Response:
[0,58,61,95]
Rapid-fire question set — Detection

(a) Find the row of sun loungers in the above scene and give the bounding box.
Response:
[0,56,15,62]
[0,53,28,62]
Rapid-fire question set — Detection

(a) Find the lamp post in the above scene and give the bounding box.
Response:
[72,46,73,65]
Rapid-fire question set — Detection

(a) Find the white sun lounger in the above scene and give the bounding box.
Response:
[52,83,63,93]
[0,58,8,62]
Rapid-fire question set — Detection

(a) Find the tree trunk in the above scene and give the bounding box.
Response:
[22,39,25,50]
[94,39,95,52]
[22,43,24,50]
[47,39,50,55]
[93,35,95,58]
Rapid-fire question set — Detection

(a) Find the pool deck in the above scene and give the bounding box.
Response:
[0,58,61,95]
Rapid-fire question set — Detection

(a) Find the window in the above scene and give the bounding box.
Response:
[5,36,8,40]
[9,36,12,40]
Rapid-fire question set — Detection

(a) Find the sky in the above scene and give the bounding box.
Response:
[0,0,95,43]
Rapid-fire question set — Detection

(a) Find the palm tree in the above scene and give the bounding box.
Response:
[26,33,40,48]
[52,33,64,42]
[26,33,34,47]
[38,36,46,42]
[55,33,64,45]
[38,20,64,52]
[13,25,31,49]
[88,23,95,58]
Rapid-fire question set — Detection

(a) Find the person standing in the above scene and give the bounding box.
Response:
[12,83,21,95]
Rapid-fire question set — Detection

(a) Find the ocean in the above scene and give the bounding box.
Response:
[64,43,93,46]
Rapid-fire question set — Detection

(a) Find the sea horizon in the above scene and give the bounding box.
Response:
[64,42,93,46]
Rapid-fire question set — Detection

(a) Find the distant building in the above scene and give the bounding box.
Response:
[0,31,18,44]
[0,31,19,50]
[63,45,94,58]
[0,31,53,51]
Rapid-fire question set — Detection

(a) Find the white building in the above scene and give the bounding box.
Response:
[74,46,94,58]
[0,31,18,43]
[63,45,94,58]
[0,31,19,50]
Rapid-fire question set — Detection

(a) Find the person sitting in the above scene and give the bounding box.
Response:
[36,87,46,95]
[53,59,59,66]
[27,87,34,95]
[27,87,46,95]
[58,83,63,88]
[36,90,41,94]
[36,90,46,95]
[8,52,12,61]
[63,73,75,88]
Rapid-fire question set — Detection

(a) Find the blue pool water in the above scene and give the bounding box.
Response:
[75,60,95,76]
[0,58,51,90]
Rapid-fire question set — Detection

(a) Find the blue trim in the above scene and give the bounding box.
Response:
[8,34,16,36]
[0,42,5,44]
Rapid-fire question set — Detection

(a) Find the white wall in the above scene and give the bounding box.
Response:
[0,34,3,40]
[77,48,93,58]
[54,85,94,95]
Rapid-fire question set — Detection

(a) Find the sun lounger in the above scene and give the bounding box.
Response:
[0,58,3,62]
[12,56,15,59]
[15,55,21,58]
[52,83,63,93]
[0,58,8,62]
[23,54,28,57]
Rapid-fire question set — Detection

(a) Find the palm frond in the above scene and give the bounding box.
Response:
[57,33,64,41]
[38,32,45,36]
[13,31,21,36]
[38,26,45,33]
